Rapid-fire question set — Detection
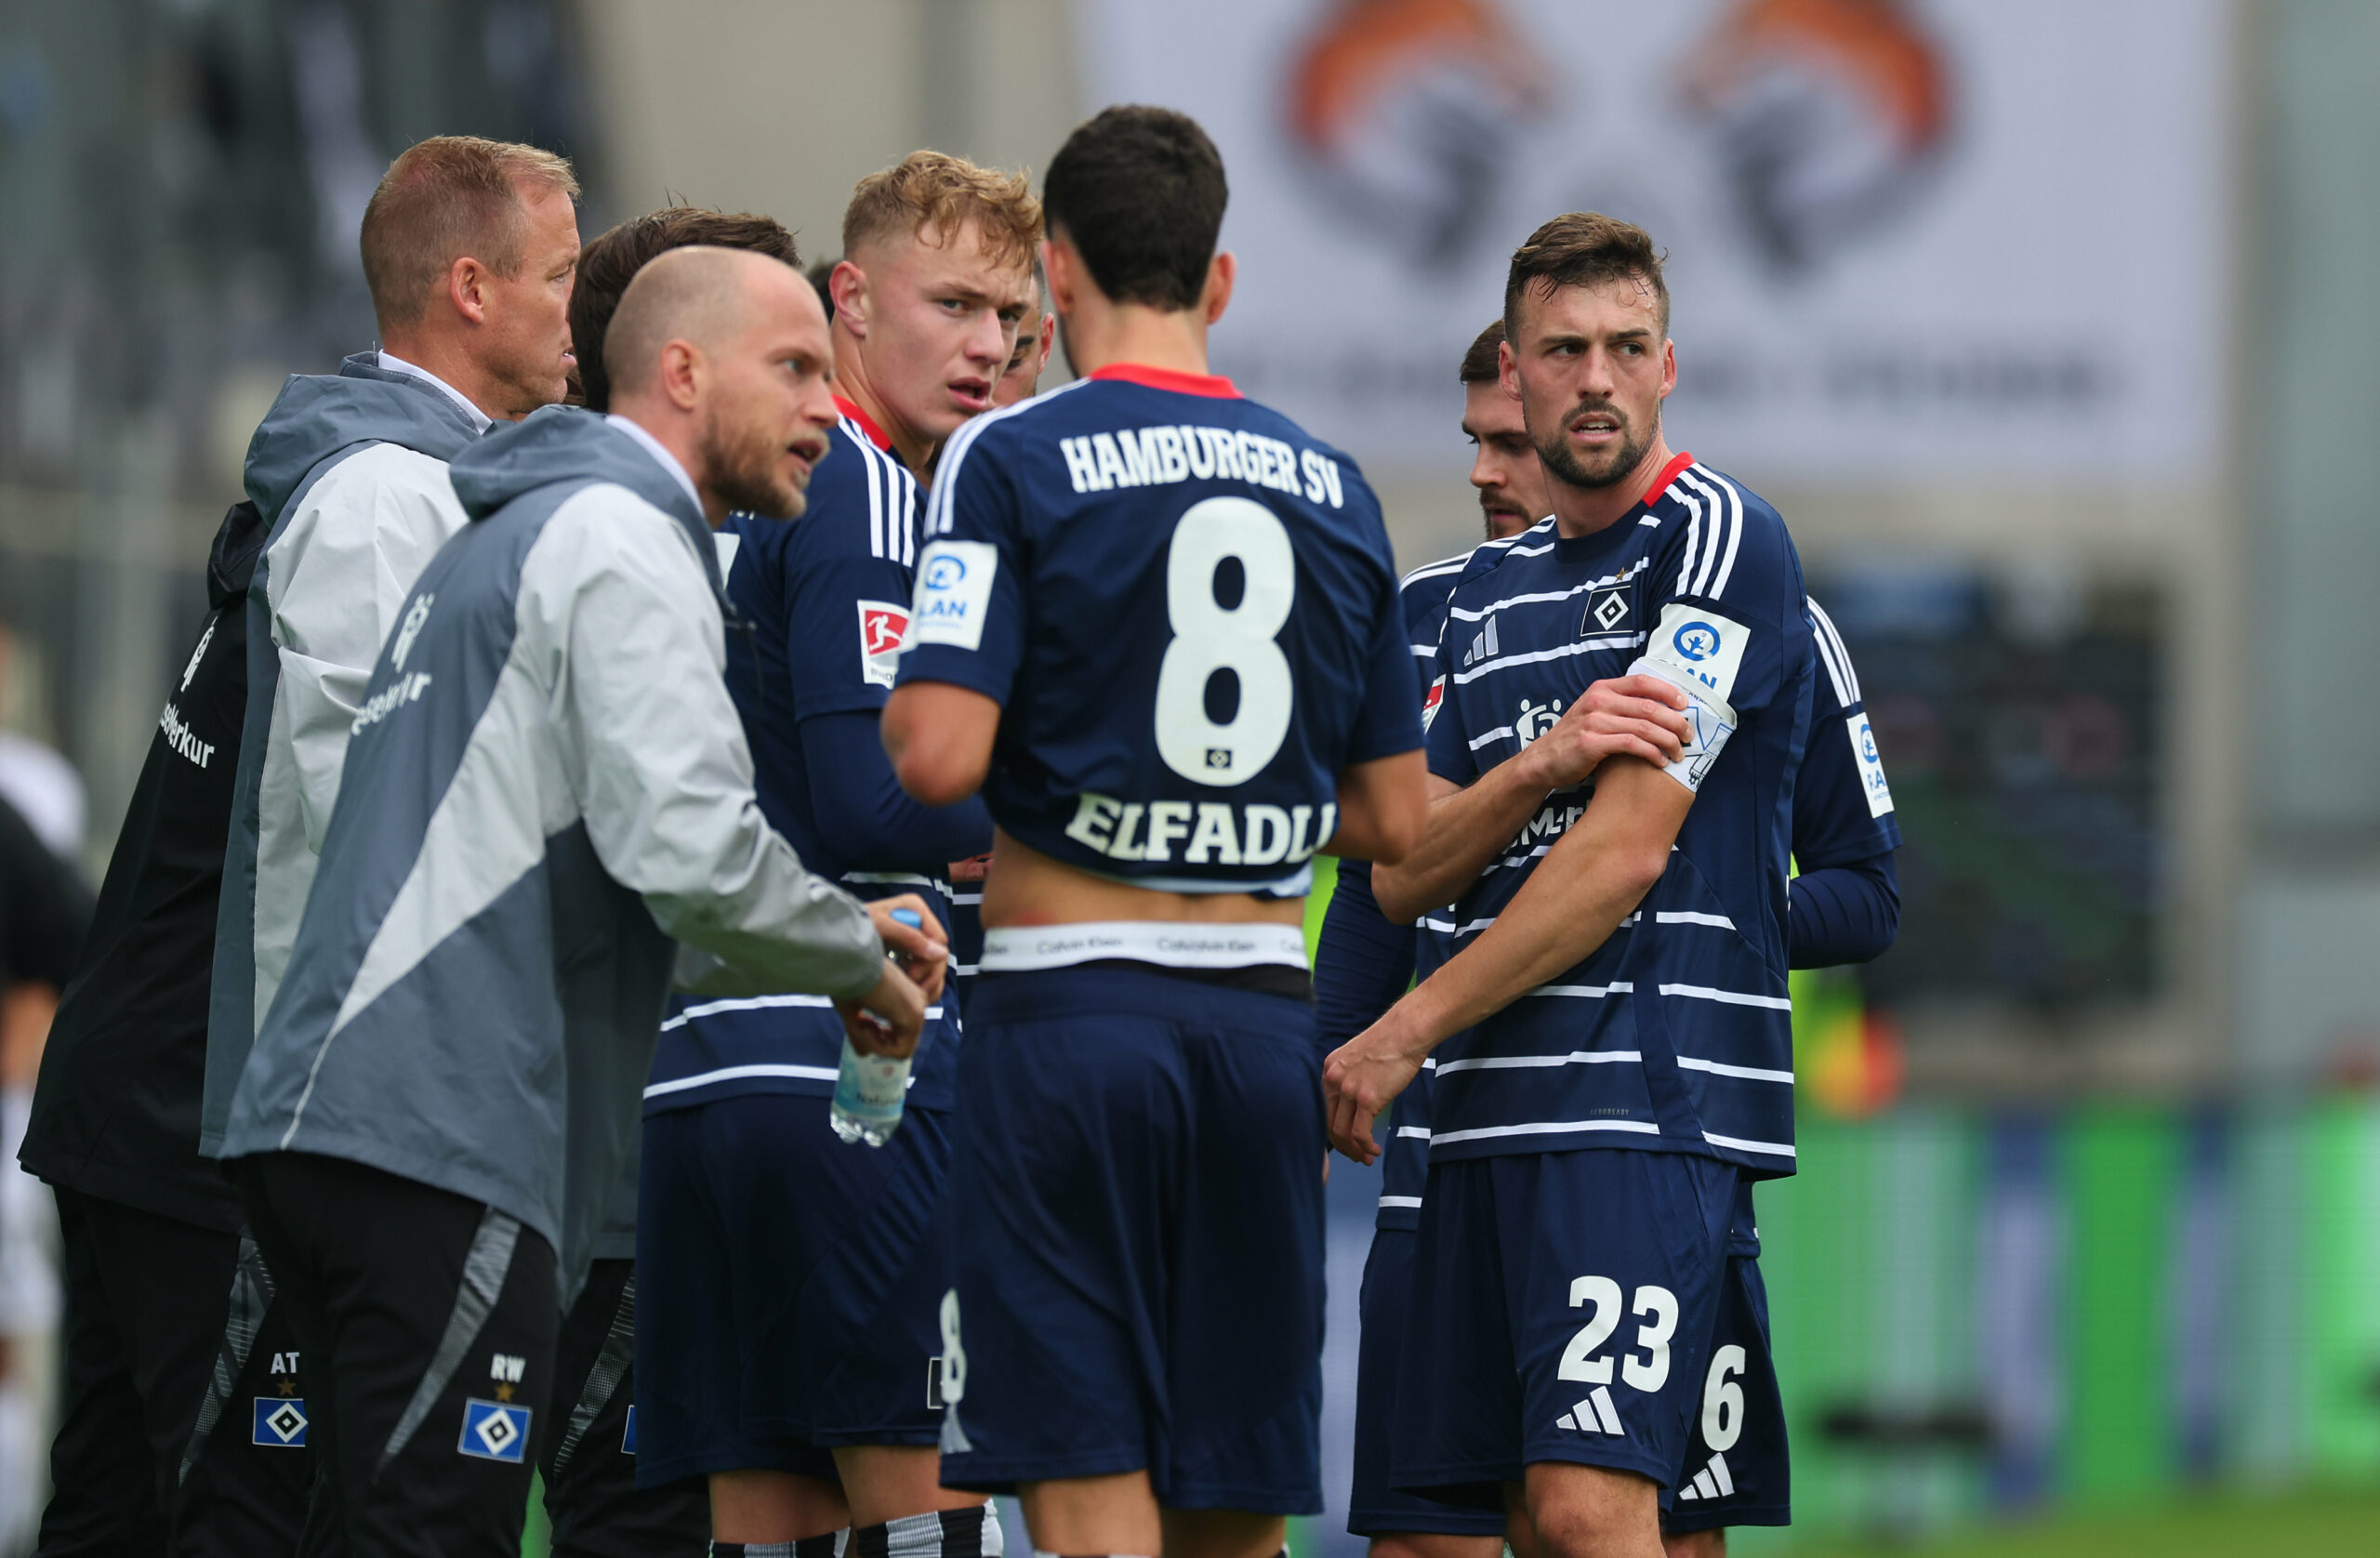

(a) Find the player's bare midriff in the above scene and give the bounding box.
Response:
[979,827,1306,931]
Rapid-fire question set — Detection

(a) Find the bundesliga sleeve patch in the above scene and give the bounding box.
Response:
[1421,674,1447,731]
[856,599,911,689]
[910,540,998,652]
[1848,711,1895,816]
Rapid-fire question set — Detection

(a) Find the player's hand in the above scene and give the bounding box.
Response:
[1323,1021,1427,1165]
[946,852,993,883]
[838,963,926,1059]
[866,894,948,1005]
[1520,674,1690,791]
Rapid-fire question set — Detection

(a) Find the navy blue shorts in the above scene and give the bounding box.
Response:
[1350,1225,1506,1538]
[634,1093,952,1486]
[936,966,1325,1512]
[1663,1245,1789,1531]
[1392,1148,1737,1507]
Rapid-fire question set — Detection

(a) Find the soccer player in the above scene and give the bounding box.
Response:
[992,288,1054,407]
[216,246,943,1557]
[1322,319,1689,1558]
[884,106,1429,1558]
[632,156,1037,1558]
[1324,213,1818,1558]
[541,205,817,1558]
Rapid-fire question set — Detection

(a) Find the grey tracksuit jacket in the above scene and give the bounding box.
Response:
[218,406,885,1288]
[205,354,480,1155]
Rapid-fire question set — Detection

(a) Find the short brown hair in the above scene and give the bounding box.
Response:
[841,152,1040,275]
[1503,212,1669,341]
[1043,106,1226,312]
[1459,319,1506,385]
[571,207,800,410]
[360,136,579,332]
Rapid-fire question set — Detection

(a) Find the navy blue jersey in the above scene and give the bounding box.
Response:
[647,407,963,1115]
[1313,545,1478,1228]
[1418,454,1816,1177]
[896,364,1421,897]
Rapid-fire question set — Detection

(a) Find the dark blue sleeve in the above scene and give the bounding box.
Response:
[1788,852,1899,969]
[798,710,996,872]
[1341,563,1427,768]
[1313,859,1416,1060]
[897,423,1028,704]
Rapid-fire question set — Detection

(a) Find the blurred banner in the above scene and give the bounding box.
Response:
[1078,0,2228,482]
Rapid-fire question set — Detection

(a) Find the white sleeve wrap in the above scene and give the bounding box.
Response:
[1629,601,1752,793]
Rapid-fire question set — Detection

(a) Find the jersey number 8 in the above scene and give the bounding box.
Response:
[1155,497,1295,786]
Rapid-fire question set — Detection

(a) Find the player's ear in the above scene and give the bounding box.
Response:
[828,259,869,335]
[1040,237,1078,314]
[1499,337,1522,403]
[1659,337,1676,400]
[1201,251,1236,326]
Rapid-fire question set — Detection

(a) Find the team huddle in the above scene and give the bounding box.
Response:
[21,103,1898,1558]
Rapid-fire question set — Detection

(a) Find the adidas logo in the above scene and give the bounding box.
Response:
[1673,1451,1735,1502]
[1555,1385,1624,1436]
[1461,615,1502,668]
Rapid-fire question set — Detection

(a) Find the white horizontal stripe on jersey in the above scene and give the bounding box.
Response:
[980,919,1308,971]
[1395,1125,1432,1138]
[1378,1195,1423,1209]
[949,891,983,906]
[1525,982,1634,998]
[1450,634,1644,686]
[1467,724,1515,751]
[1659,982,1792,1010]
[1656,910,1738,930]
[1434,1118,1662,1145]
[1418,914,1499,934]
[1435,1050,1644,1076]
[663,995,946,1032]
[644,1063,839,1099]
[842,870,936,886]
[1411,643,1438,657]
[1638,514,1662,526]
[663,992,830,1029]
[1446,568,1641,625]
[952,963,978,977]
[1702,1130,1796,1158]
[1401,551,1474,586]
[1675,1055,1795,1084]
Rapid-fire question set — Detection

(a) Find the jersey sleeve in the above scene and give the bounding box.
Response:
[1627,471,1805,793]
[1421,600,1476,788]
[1792,598,1902,868]
[895,422,1027,706]
[1340,568,1427,767]
[784,546,919,721]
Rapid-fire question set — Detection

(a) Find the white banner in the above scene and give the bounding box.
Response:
[1078,0,2228,482]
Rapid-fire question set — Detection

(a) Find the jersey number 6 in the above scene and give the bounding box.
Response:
[1155,496,1295,786]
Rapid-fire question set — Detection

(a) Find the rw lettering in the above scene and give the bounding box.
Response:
[1064,793,1339,867]
[1059,426,1345,508]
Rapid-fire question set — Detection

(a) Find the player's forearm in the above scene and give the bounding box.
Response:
[1371,759,1549,923]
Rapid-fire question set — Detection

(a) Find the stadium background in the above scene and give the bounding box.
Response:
[0,0,2375,1551]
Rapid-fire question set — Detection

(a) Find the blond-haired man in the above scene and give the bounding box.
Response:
[634,153,1038,1558]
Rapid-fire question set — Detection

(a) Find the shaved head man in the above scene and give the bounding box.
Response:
[218,244,943,1558]
[604,245,839,523]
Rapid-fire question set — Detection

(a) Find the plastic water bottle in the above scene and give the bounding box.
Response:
[829,908,920,1147]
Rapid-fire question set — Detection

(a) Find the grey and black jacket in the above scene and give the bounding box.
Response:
[204,353,480,1154]
[218,407,886,1288]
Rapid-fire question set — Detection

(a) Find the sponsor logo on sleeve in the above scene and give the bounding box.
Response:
[856,600,912,688]
[1849,712,1895,816]
[911,541,998,652]
[1645,602,1751,705]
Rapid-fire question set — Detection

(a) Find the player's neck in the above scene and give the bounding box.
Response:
[1547,433,1675,540]
[1057,298,1211,382]
[377,328,515,423]
[827,331,932,479]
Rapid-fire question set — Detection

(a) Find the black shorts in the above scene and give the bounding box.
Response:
[540,1257,708,1556]
[236,1152,560,1558]
[34,1188,311,1557]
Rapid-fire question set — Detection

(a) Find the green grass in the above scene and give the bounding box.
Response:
[1769,1484,2380,1556]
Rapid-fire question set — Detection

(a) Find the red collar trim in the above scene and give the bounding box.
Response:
[1088,363,1242,399]
[1642,450,1696,507]
[833,395,894,452]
